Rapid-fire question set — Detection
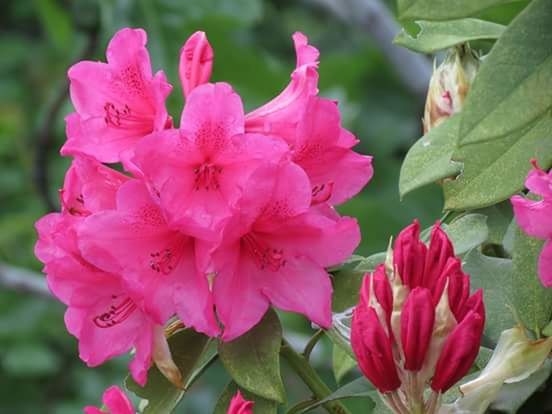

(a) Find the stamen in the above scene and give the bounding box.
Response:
[93,297,137,328]
[242,233,286,271]
[193,163,223,191]
[149,248,177,274]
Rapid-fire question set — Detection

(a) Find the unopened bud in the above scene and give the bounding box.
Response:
[423,45,479,134]
[179,31,214,98]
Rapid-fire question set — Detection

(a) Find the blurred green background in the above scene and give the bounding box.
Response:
[0,0,448,412]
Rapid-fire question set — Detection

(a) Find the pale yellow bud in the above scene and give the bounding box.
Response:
[423,45,479,134]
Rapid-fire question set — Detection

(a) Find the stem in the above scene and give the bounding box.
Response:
[303,329,325,360]
[281,339,352,414]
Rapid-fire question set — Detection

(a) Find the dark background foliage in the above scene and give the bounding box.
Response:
[0,0,540,412]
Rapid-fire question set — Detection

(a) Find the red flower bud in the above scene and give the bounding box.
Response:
[351,304,401,392]
[431,310,485,392]
[446,258,471,320]
[227,390,254,414]
[400,287,435,371]
[393,220,427,288]
[423,223,454,287]
[371,265,393,319]
[179,31,214,98]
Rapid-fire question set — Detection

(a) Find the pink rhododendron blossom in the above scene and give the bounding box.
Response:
[179,31,214,98]
[77,179,220,337]
[212,162,361,341]
[245,32,319,141]
[62,28,172,164]
[133,82,288,240]
[84,385,135,414]
[289,97,373,205]
[351,221,484,412]
[511,161,552,287]
[227,390,254,414]
[35,158,159,385]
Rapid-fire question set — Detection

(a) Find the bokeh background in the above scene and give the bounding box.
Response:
[0,0,531,412]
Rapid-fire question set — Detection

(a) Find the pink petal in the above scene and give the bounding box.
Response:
[525,165,552,198]
[245,33,319,141]
[227,390,254,414]
[179,82,244,139]
[260,255,332,329]
[511,196,552,239]
[102,386,135,414]
[213,246,270,341]
[129,322,154,386]
[538,240,552,287]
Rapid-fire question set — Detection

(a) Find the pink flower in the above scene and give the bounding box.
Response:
[84,385,135,414]
[211,162,361,341]
[289,97,373,205]
[227,391,254,414]
[511,161,552,287]
[245,32,319,141]
[35,158,158,385]
[179,31,214,98]
[132,82,288,240]
[351,221,485,412]
[62,28,172,164]
[77,179,220,337]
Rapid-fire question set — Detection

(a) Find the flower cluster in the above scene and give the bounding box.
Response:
[35,28,372,386]
[511,160,552,287]
[351,221,485,413]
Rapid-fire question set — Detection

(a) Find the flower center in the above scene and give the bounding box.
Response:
[149,248,178,274]
[242,233,286,271]
[93,296,137,328]
[103,102,151,131]
[193,163,223,191]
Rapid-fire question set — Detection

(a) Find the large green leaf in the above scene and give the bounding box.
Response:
[125,329,211,414]
[394,19,505,53]
[443,115,552,210]
[445,213,489,255]
[399,116,461,199]
[511,226,552,335]
[332,268,365,313]
[218,310,286,403]
[462,249,514,344]
[397,0,524,21]
[297,377,375,413]
[457,0,552,146]
[213,381,278,414]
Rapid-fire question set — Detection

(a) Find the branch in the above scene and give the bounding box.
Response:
[0,263,51,299]
[305,0,432,100]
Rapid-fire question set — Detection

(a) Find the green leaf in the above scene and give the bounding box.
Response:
[490,360,552,413]
[399,116,461,198]
[332,345,358,384]
[332,268,365,313]
[354,253,387,273]
[213,381,278,414]
[394,19,505,53]
[218,310,286,403]
[463,249,514,344]
[397,0,524,21]
[474,202,513,246]
[543,320,552,337]
[297,377,375,413]
[457,0,552,146]
[443,115,552,210]
[326,327,355,360]
[445,213,489,255]
[125,329,211,414]
[511,226,552,335]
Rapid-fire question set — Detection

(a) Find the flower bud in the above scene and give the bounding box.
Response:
[431,310,484,393]
[423,223,454,288]
[227,390,254,414]
[393,220,427,288]
[179,31,214,98]
[423,45,479,134]
[400,287,435,371]
[351,304,401,393]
